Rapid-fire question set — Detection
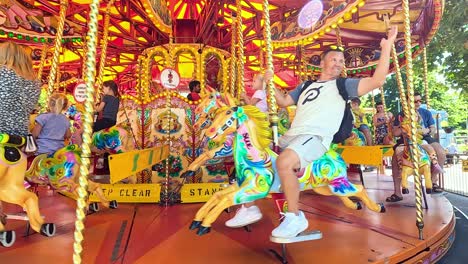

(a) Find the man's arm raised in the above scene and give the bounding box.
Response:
[357,25,398,96]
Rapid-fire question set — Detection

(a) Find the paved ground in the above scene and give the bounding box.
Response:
[439,192,468,263]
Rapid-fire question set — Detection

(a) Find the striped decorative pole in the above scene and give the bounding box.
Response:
[262,0,279,145]
[44,0,68,111]
[72,0,100,262]
[402,0,425,240]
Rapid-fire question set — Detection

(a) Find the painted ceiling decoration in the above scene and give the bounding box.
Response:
[0,0,443,90]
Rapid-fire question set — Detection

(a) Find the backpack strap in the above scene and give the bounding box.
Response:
[336,77,349,102]
[299,80,314,96]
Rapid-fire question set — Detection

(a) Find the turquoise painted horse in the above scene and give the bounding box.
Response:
[186,106,385,235]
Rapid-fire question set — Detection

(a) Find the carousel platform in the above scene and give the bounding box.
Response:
[0,172,455,264]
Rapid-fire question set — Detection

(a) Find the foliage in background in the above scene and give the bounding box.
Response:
[362,0,467,130]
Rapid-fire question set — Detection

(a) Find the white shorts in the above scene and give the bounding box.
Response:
[278,134,327,168]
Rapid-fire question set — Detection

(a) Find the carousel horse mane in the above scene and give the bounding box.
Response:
[233,105,272,150]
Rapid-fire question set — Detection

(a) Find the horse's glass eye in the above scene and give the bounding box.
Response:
[226,110,231,114]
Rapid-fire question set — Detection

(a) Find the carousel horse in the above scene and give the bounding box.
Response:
[0,134,55,247]
[185,105,385,235]
[193,87,238,130]
[194,88,291,136]
[398,117,437,194]
[341,128,367,146]
[70,111,137,183]
[25,144,118,211]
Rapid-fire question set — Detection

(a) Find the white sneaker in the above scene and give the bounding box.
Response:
[225,205,263,228]
[271,211,308,238]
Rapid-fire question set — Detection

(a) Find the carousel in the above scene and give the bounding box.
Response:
[0,0,454,263]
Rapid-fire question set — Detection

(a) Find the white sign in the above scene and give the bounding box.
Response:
[159,68,180,89]
[73,82,87,103]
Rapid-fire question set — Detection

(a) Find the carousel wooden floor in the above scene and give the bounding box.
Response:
[0,171,455,264]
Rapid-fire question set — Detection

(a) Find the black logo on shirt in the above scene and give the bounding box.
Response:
[301,86,323,105]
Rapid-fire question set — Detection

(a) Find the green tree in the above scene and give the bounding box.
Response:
[421,0,467,93]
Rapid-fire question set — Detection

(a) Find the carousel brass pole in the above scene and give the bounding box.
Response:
[72,0,100,262]
[36,44,48,81]
[95,0,115,101]
[229,13,237,95]
[44,0,68,111]
[392,46,408,114]
[164,34,175,207]
[402,0,425,240]
[422,46,430,108]
[262,0,279,145]
[236,0,245,99]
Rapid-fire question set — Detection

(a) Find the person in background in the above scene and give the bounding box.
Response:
[0,41,40,137]
[351,97,373,146]
[0,41,41,215]
[386,93,445,202]
[93,80,120,132]
[240,73,268,113]
[187,80,201,101]
[372,102,393,145]
[31,93,71,155]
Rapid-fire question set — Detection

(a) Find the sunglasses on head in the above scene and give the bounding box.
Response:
[329,45,345,52]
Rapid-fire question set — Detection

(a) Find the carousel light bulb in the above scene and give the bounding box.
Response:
[358,1,366,7]
[351,7,358,13]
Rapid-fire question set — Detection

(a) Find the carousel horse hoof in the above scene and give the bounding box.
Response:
[402,188,409,194]
[109,200,118,209]
[197,226,211,236]
[379,203,386,213]
[0,230,16,247]
[356,201,363,210]
[40,223,56,237]
[189,220,202,230]
[180,170,196,178]
[270,230,323,244]
[89,202,100,213]
[426,188,432,194]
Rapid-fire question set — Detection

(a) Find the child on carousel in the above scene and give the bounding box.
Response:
[93,80,120,132]
[31,93,71,155]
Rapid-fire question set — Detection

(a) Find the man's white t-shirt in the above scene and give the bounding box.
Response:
[252,89,268,113]
[285,79,360,148]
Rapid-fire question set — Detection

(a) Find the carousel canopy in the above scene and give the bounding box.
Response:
[0,0,443,91]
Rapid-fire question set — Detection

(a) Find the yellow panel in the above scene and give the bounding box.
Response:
[273,75,288,87]
[246,29,256,37]
[132,16,145,23]
[120,21,131,31]
[178,5,188,19]
[109,146,169,184]
[109,6,120,16]
[138,37,148,42]
[335,146,394,166]
[74,14,87,23]
[180,183,227,203]
[62,50,80,62]
[108,26,121,34]
[60,184,162,203]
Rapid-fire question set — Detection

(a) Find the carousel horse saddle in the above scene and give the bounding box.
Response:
[0,134,25,163]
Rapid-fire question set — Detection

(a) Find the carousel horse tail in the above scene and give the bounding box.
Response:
[25,154,48,181]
